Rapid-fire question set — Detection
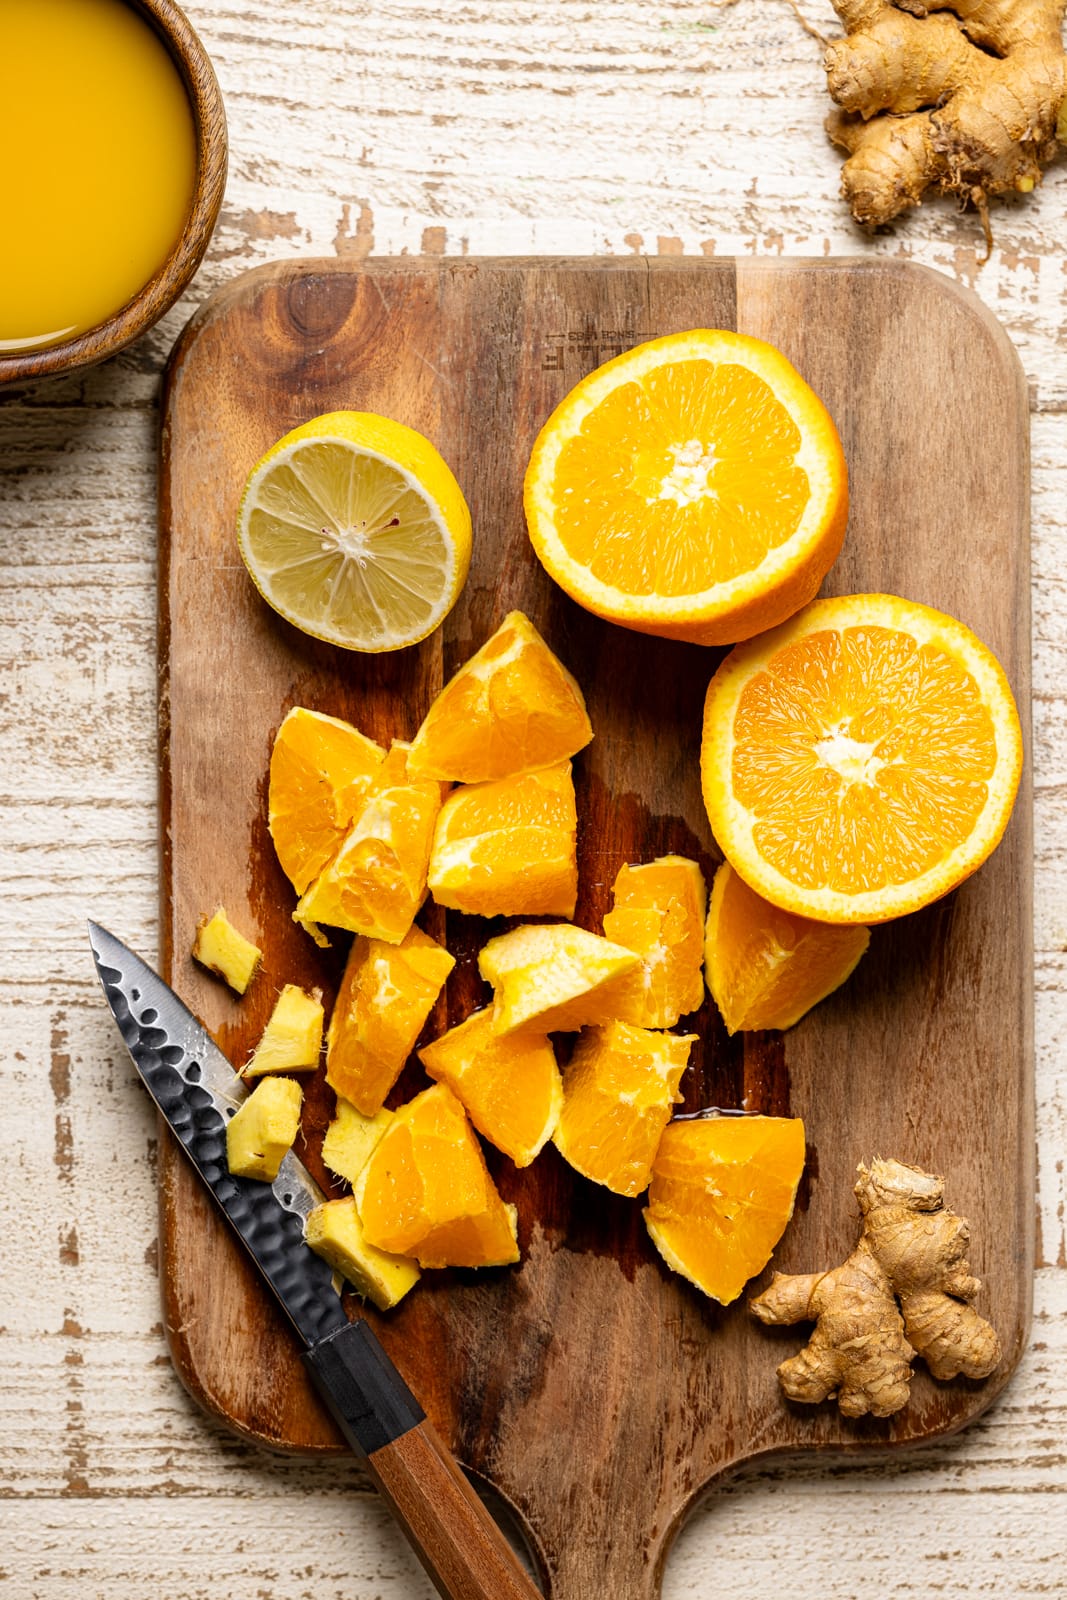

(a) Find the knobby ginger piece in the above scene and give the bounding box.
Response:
[244,984,324,1076]
[823,0,1066,244]
[226,1076,303,1181]
[751,1157,1002,1418]
[192,907,261,994]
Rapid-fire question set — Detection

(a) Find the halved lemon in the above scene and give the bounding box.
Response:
[237,411,472,652]
[523,330,848,645]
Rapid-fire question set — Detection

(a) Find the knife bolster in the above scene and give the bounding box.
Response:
[304,1319,425,1456]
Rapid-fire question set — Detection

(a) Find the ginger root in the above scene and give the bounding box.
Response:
[823,1,1066,237]
[750,1157,1001,1418]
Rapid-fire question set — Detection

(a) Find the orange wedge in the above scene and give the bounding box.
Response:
[706,861,869,1032]
[419,1007,562,1166]
[701,594,1024,923]
[478,923,641,1035]
[524,331,848,645]
[268,707,385,895]
[356,1083,517,1267]
[427,762,578,917]
[602,856,707,1028]
[553,1023,695,1197]
[410,1201,519,1270]
[294,742,446,943]
[644,1115,806,1304]
[406,610,593,782]
[325,925,454,1115]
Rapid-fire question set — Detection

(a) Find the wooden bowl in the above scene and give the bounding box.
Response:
[0,0,227,387]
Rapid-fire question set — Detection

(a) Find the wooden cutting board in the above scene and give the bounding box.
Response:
[158,257,1032,1599]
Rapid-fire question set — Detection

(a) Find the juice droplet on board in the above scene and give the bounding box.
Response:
[0,0,198,352]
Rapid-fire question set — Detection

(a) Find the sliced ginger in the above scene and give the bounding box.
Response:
[321,1098,395,1186]
[305,1196,420,1310]
[192,907,262,995]
[751,1157,1001,1417]
[244,984,324,1076]
[226,1076,303,1181]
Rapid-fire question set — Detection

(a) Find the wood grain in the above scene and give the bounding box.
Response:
[157,256,1032,1599]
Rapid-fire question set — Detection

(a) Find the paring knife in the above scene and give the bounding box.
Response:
[88,921,540,1600]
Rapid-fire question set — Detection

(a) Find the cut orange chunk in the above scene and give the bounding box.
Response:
[427,762,578,918]
[524,331,848,645]
[325,925,454,1115]
[412,1198,520,1270]
[553,1022,696,1197]
[268,706,385,895]
[419,1007,562,1166]
[643,1115,806,1305]
[294,742,446,943]
[602,856,707,1028]
[706,861,869,1032]
[356,1083,509,1262]
[406,610,593,782]
[701,594,1024,923]
[478,923,641,1035]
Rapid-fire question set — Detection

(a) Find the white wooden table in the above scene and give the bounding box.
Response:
[2,2,1065,1594]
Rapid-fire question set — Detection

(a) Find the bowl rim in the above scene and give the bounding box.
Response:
[0,0,228,386]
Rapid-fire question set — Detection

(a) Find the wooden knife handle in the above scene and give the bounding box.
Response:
[305,1320,541,1600]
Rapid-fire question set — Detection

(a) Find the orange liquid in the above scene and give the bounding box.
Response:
[0,0,198,352]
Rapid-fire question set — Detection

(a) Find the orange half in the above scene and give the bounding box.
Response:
[701,594,1023,923]
[524,331,848,645]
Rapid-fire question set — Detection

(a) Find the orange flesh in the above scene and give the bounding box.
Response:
[408,611,592,782]
[733,626,998,894]
[602,856,706,1027]
[419,1008,561,1167]
[296,743,445,942]
[413,1200,519,1269]
[428,763,578,917]
[326,928,453,1116]
[357,1084,494,1257]
[269,710,384,895]
[644,1116,806,1304]
[553,1023,694,1197]
[553,362,809,595]
[706,862,868,1033]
